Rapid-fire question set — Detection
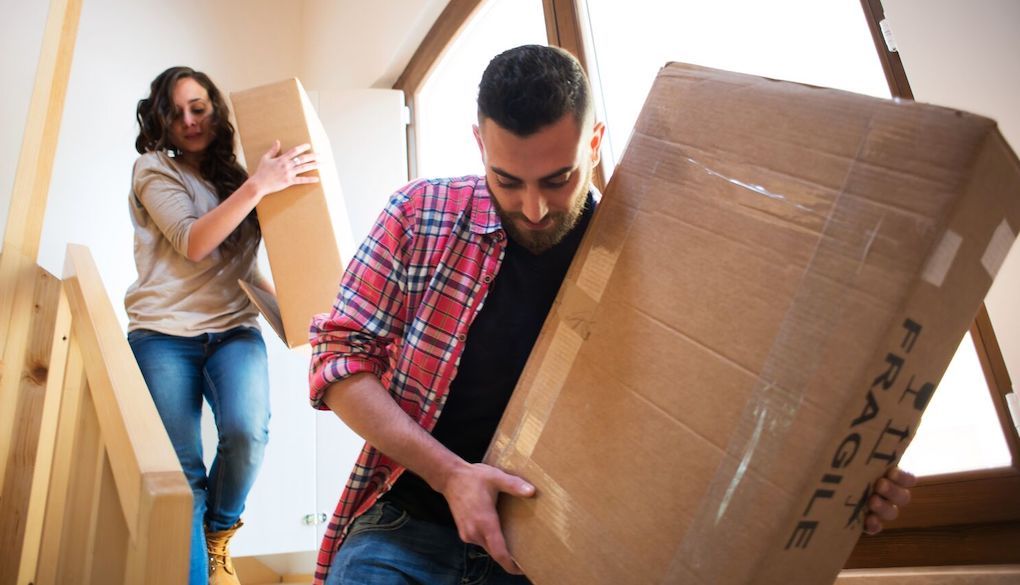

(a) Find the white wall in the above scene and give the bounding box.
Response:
[884,0,1020,393]
[0,0,48,244]
[299,0,449,90]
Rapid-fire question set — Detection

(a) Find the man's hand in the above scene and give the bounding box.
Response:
[863,466,917,535]
[323,375,535,573]
[438,462,535,575]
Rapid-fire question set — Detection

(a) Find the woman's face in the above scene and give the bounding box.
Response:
[168,77,215,158]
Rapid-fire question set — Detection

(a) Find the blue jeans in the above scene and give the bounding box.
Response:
[327,501,532,585]
[128,326,270,585]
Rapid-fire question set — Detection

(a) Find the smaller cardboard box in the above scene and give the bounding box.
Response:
[231,79,355,348]
[485,62,1020,585]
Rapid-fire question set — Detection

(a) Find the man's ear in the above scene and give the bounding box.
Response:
[473,123,486,162]
[589,121,606,167]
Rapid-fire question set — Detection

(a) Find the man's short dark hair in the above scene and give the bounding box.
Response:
[477,45,592,136]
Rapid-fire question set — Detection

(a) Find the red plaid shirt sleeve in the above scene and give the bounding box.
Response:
[308,187,414,408]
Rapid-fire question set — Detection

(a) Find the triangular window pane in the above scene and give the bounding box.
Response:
[416,0,547,178]
[899,332,1012,476]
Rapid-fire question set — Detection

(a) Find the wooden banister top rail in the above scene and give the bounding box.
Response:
[60,243,188,540]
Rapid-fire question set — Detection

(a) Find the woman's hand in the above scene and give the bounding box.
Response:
[247,140,320,200]
[184,140,321,262]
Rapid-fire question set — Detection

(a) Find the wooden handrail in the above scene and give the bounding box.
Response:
[60,244,187,539]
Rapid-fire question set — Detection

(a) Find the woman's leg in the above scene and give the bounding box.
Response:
[202,326,271,531]
[128,329,209,585]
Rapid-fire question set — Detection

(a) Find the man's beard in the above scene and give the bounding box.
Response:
[492,168,591,255]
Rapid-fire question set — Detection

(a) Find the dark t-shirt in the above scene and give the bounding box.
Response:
[381,193,595,525]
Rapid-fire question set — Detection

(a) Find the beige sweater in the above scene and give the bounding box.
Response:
[125,151,261,336]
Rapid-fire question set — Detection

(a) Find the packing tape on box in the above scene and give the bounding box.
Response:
[498,456,616,578]
[921,230,962,287]
[514,290,595,459]
[489,198,635,465]
[516,459,579,551]
[663,137,899,582]
[981,219,1015,280]
[487,293,589,463]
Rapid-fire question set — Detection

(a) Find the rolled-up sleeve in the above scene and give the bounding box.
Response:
[308,192,414,409]
[133,157,197,257]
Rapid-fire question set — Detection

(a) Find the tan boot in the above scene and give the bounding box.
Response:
[206,519,243,585]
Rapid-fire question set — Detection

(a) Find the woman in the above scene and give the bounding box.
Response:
[125,66,317,585]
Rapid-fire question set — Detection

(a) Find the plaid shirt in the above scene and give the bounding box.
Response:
[308,175,509,583]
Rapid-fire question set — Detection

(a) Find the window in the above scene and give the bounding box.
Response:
[899,332,1012,476]
[414,0,547,179]
[580,0,889,178]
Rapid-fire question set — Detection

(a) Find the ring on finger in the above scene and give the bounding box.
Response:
[292,156,301,164]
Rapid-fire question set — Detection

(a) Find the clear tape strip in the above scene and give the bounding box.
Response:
[981,218,1015,279]
[500,456,627,583]
[664,122,886,583]
[921,230,962,287]
[514,321,585,459]
[490,196,638,467]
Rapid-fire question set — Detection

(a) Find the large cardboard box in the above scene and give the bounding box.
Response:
[485,63,1020,584]
[231,79,355,347]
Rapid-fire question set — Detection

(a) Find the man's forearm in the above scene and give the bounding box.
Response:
[322,372,468,492]
[324,371,534,574]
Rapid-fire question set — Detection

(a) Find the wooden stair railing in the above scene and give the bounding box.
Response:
[0,3,191,582]
[14,244,191,584]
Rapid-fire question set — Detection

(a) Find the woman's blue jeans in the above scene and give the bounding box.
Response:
[128,326,270,585]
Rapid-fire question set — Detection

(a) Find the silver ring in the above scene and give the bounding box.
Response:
[292,156,301,165]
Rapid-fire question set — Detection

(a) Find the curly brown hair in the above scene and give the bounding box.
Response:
[135,66,259,254]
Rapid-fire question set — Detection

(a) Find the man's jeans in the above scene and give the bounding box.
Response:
[327,501,533,585]
[128,326,270,585]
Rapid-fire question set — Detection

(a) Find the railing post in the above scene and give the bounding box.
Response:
[0,0,83,488]
[16,285,71,585]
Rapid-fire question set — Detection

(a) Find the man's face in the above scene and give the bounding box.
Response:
[474,113,605,254]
